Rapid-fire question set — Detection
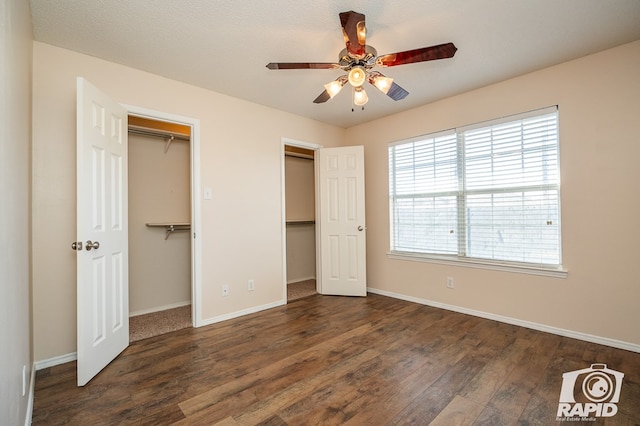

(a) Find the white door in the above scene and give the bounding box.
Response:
[75,77,129,386]
[317,146,367,296]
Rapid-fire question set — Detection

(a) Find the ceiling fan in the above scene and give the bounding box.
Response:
[266,10,458,108]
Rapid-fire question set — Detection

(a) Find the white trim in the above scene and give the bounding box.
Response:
[25,362,36,426]
[129,300,191,317]
[280,138,323,301]
[36,300,280,370]
[287,276,316,285]
[190,119,203,327]
[35,352,78,371]
[367,287,640,353]
[123,104,203,328]
[280,143,287,303]
[199,300,286,327]
[387,251,568,278]
[281,138,322,151]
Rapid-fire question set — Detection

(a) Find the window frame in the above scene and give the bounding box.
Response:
[387,106,567,278]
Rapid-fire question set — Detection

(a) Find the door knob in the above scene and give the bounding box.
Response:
[358,226,365,231]
[85,240,100,251]
[71,241,83,251]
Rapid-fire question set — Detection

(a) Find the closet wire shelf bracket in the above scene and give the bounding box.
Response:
[145,222,191,240]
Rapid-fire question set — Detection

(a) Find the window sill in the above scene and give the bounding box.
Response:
[387,251,568,279]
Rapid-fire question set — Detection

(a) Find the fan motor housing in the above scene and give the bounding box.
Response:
[338,46,377,70]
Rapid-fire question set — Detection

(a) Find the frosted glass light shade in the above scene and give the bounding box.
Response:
[348,67,366,87]
[372,75,393,94]
[353,87,368,106]
[324,80,345,98]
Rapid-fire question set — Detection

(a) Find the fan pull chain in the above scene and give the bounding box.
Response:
[352,86,355,112]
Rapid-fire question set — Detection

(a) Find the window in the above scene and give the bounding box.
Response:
[389,106,561,271]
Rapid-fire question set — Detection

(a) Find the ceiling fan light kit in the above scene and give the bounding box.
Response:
[368,71,393,95]
[353,86,368,106]
[347,66,367,87]
[324,78,347,99]
[266,10,458,108]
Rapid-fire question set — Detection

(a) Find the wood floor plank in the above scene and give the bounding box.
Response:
[341,312,475,424]
[458,334,530,405]
[430,395,486,425]
[343,359,446,425]
[230,349,380,425]
[516,336,587,424]
[32,294,640,425]
[177,323,376,420]
[478,330,561,422]
[471,403,520,425]
[196,304,444,425]
[389,351,491,425]
[211,416,240,426]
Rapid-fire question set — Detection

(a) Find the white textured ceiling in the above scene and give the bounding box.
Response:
[30,0,640,128]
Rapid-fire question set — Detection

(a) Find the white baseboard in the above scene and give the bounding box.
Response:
[367,287,640,353]
[33,300,283,369]
[198,300,286,328]
[35,289,636,383]
[129,300,191,317]
[287,276,316,285]
[34,352,77,371]
[25,362,36,426]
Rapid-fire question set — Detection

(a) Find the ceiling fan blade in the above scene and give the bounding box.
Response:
[266,62,338,70]
[313,90,331,104]
[339,11,366,57]
[376,42,457,67]
[386,82,409,101]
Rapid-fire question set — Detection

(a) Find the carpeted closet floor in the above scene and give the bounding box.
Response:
[287,279,317,301]
[129,280,317,342]
[129,305,191,342]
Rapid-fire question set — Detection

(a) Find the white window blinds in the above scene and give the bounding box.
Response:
[389,106,561,268]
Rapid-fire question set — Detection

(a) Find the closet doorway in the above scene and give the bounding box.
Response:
[127,116,193,340]
[284,143,318,302]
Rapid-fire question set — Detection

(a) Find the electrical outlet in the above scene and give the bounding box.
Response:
[222,284,229,297]
[446,277,455,289]
[248,279,255,291]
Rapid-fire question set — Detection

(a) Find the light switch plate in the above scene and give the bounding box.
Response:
[204,187,212,200]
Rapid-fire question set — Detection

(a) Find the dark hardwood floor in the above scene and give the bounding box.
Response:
[33,294,640,425]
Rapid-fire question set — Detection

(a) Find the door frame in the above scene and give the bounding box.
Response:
[125,104,203,327]
[281,138,323,301]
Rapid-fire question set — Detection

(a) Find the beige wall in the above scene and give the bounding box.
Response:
[128,134,191,314]
[348,40,640,347]
[285,224,316,283]
[31,42,345,361]
[284,155,315,220]
[285,155,316,282]
[0,0,33,423]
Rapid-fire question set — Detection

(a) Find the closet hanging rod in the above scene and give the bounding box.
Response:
[128,127,190,142]
[284,152,314,160]
[146,222,191,240]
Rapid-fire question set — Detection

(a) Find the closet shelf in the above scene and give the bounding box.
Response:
[146,222,191,240]
[286,220,315,225]
[128,126,190,153]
